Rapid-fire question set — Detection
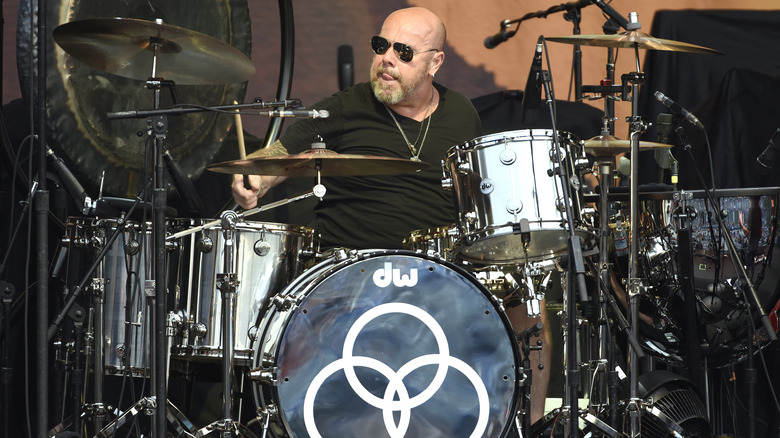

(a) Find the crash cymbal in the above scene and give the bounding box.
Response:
[207,148,430,177]
[53,17,256,85]
[546,31,721,55]
[584,135,672,158]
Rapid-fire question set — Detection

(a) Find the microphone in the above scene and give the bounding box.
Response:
[617,156,631,176]
[654,113,675,169]
[756,128,780,175]
[654,91,705,130]
[484,19,516,49]
[522,36,544,110]
[264,109,330,118]
[163,148,204,215]
[337,45,354,91]
[46,146,90,210]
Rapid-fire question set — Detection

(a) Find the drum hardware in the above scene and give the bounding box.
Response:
[530,45,592,438]
[53,16,259,435]
[673,135,777,436]
[91,396,198,438]
[545,10,724,435]
[48,195,154,433]
[517,321,545,436]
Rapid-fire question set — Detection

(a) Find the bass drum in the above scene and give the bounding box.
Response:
[251,250,519,438]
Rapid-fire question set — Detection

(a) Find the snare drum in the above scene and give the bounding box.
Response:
[445,129,593,265]
[170,220,318,365]
[251,250,519,438]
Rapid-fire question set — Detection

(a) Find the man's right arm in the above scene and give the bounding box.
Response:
[231,139,290,209]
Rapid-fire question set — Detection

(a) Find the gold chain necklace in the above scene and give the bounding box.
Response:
[383,87,435,162]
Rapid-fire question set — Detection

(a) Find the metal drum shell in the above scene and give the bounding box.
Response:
[170,220,318,365]
[445,129,594,266]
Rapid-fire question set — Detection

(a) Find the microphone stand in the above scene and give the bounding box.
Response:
[148,75,170,438]
[540,65,589,438]
[625,48,646,438]
[35,0,51,435]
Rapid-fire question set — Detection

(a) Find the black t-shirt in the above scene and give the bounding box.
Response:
[281,82,482,249]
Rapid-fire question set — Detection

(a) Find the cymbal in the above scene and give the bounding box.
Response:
[583,135,672,158]
[545,31,722,55]
[52,17,256,85]
[207,148,430,177]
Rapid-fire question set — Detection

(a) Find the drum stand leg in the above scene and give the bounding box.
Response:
[200,210,242,437]
[91,396,197,438]
[517,322,544,436]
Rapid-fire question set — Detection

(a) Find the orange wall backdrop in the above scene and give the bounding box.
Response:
[244,0,779,141]
[3,0,777,143]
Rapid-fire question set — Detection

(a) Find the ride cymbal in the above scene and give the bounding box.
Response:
[584,135,673,158]
[546,31,721,55]
[53,17,256,84]
[207,148,430,177]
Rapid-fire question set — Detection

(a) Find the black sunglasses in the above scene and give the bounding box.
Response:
[371,36,440,63]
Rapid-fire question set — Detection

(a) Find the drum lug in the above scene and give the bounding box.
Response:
[254,239,271,257]
[124,238,140,256]
[191,322,208,339]
[440,159,453,190]
[248,366,278,385]
[167,310,186,337]
[196,235,214,253]
[463,210,477,225]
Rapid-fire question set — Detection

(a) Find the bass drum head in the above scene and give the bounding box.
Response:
[253,250,519,438]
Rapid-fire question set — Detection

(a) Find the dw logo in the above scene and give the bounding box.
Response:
[372,262,418,288]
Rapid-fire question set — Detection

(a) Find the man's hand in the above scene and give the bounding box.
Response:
[231,174,270,209]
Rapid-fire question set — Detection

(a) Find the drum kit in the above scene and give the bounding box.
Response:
[44,9,779,438]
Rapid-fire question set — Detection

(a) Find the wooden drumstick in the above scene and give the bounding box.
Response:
[233,101,252,190]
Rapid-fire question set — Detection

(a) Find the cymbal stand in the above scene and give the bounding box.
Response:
[539,60,590,437]
[147,71,171,438]
[595,157,617,421]
[212,210,240,437]
[624,40,648,438]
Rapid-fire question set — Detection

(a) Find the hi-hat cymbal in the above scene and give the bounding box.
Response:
[546,31,722,55]
[207,148,430,177]
[584,135,672,158]
[52,17,256,85]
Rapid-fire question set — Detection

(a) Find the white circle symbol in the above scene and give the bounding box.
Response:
[302,302,490,438]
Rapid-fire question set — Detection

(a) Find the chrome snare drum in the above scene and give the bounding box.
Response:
[251,250,519,438]
[170,220,317,365]
[445,129,592,265]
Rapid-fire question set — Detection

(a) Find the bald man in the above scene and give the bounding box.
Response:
[233,7,479,249]
[232,5,550,426]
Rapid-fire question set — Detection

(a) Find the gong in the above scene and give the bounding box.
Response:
[17,0,252,198]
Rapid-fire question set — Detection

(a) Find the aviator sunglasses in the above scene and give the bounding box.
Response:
[371,36,440,62]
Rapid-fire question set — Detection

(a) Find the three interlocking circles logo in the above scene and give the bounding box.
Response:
[302,262,490,438]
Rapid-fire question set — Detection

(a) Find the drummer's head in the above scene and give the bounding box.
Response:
[370,7,445,105]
